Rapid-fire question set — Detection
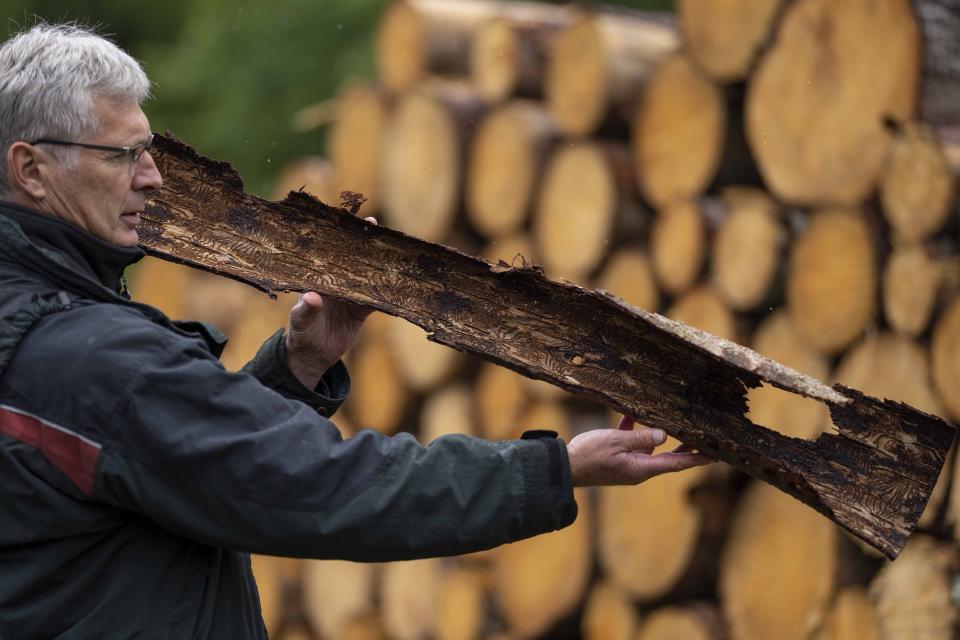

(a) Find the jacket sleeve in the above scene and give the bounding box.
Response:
[239,328,350,418]
[39,307,578,560]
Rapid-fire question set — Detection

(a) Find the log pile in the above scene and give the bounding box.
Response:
[130,0,960,637]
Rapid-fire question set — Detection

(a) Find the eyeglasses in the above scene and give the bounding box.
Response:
[30,133,155,164]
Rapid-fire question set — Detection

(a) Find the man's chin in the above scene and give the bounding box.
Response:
[113,228,140,247]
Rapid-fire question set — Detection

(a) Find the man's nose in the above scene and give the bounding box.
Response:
[132,150,163,192]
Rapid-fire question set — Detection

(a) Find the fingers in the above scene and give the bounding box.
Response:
[637,451,714,477]
[617,415,635,431]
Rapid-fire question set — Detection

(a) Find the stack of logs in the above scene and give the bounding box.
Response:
[131,0,960,638]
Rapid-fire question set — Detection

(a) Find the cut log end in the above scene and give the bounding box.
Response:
[815,587,882,640]
[787,208,877,355]
[580,581,638,640]
[870,535,960,640]
[599,459,708,600]
[533,142,618,282]
[651,201,707,296]
[467,102,556,237]
[376,1,425,93]
[634,54,726,208]
[721,481,837,640]
[494,484,591,638]
[471,19,519,102]
[381,89,468,241]
[545,16,610,136]
[635,604,725,640]
[882,245,940,337]
[712,187,784,311]
[746,0,920,205]
[678,0,787,81]
[594,247,659,313]
[881,122,955,243]
[932,297,960,422]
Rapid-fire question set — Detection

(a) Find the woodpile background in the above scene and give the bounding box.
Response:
[130,0,960,638]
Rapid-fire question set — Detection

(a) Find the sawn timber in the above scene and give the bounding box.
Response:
[140,133,955,559]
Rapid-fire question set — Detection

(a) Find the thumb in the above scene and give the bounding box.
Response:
[625,428,666,454]
[290,292,324,331]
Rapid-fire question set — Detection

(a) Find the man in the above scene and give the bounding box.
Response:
[0,23,710,638]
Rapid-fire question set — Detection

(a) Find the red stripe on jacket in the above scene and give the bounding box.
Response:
[0,404,101,494]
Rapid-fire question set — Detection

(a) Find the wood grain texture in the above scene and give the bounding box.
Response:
[140,133,956,559]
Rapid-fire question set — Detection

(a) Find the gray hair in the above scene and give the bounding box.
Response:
[0,23,151,191]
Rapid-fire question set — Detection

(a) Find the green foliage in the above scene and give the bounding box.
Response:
[2,0,671,196]
[140,0,387,196]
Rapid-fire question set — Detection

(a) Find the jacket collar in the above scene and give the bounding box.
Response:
[0,200,143,294]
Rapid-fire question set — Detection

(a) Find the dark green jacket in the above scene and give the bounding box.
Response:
[0,201,577,639]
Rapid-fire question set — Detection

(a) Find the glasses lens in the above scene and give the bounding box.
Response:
[132,135,154,162]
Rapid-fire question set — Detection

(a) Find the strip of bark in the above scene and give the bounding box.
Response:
[141,133,955,559]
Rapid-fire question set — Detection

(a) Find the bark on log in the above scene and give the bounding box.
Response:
[831,332,949,530]
[914,0,960,127]
[140,133,957,558]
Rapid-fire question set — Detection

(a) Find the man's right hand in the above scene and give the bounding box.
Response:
[566,416,713,487]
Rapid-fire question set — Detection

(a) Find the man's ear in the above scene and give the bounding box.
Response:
[6,142,47,200]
